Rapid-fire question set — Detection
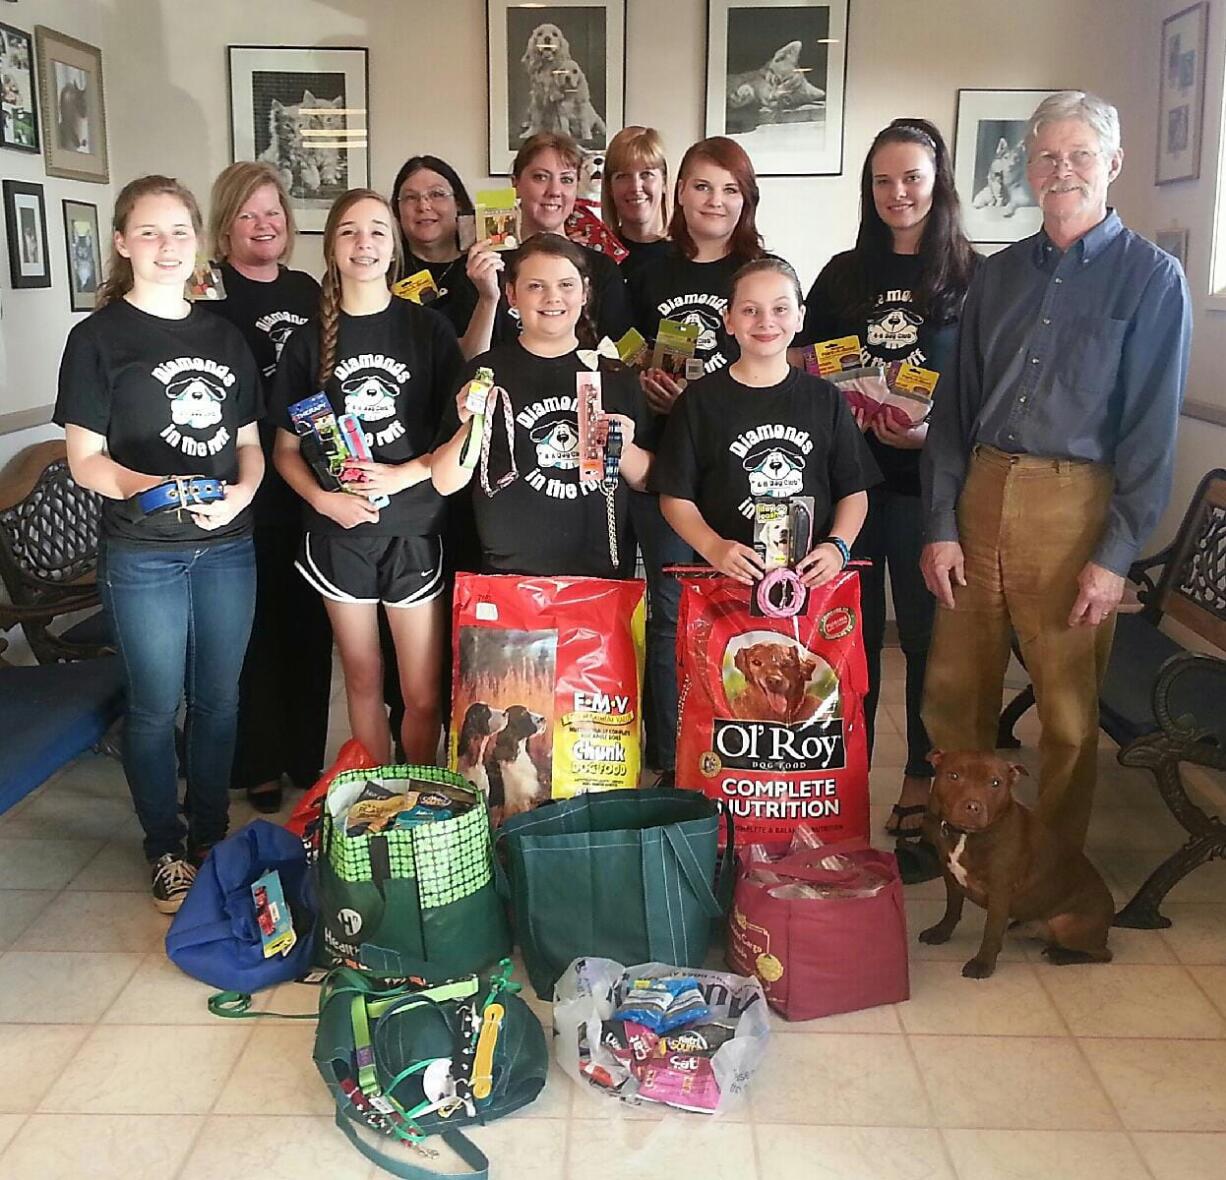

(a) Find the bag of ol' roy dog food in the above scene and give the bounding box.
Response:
[449,573,646,821]
[675,568,870,847]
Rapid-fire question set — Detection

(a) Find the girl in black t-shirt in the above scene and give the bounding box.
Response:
[55,175,264,913]
[654,258,876,587]
[202,161,329,813]
[271,188,463,767]
[432,234,651,579]
[603,125,672,285]
[391,154,501,358]
[625,135,769,780]
[792,119,978,839]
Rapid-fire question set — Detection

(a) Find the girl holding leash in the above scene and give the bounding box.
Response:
[792,119,978,840]
[432,234,650,579]
[654,258,878,595]
[271,188,463,766]
[56,175,263,912]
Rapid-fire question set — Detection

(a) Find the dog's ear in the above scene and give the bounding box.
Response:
[800,655,817,678]
[1008,762,1029,779]
[928,748,944,767]
[995,137,1010,155]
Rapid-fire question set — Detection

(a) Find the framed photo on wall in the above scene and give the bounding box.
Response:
[487,0,625,175]
[3,180,51,289]
[954,88,1058,245]
[34,26,108,182]
[1156,2,1208,184]
[0,22,39,152]
[1155,226,1189,271]
[704,0,849,177]
[228,45,369,234]
[62,199,102,312]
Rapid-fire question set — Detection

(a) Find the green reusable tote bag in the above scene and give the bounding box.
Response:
[495,787,734,998]
[318,765,511,981]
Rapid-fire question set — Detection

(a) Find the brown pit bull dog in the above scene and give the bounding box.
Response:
[918,749,1114,979]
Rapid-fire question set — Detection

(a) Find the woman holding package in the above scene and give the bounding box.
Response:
[391,154,502,358]
[56,175,263,912]
[202,161,330,814]
[626,135,768,783]
[271,188,463,766]
[603,125,672,284]
[793,118,978,839]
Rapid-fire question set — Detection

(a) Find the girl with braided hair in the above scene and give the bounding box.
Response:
[270,189,463,764]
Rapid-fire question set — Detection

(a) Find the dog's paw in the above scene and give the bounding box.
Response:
[961,956,997,979]
[918,924,953,945]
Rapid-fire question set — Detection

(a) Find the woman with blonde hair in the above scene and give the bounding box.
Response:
[56,175,263,912]
[603,125,671,282]
[270,189,462,765]
[201,160,330,813]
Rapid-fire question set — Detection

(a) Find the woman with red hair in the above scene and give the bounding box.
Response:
[627,136,770,784]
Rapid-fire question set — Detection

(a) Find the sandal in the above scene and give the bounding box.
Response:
[246,781,283,814]
[884,803,927,838]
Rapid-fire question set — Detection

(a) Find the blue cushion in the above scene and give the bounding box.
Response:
[0,657,124,814]
[1099,613,1183,746]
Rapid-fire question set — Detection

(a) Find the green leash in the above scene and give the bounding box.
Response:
[207,990,317,1020]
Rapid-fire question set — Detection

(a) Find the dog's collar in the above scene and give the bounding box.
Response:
[939,819,973,838]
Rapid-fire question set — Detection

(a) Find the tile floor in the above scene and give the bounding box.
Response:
[1,647,1224,1179]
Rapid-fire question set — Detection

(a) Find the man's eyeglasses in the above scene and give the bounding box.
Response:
[398,189,454,207]
[1028,149,1100,176]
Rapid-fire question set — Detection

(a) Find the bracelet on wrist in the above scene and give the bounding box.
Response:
[821,535,851,568]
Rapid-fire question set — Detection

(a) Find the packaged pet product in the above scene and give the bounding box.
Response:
[565,198,629,263]
[650,318,704,383]
[674,568,870,846]
[475,187,522,251]
[727,838,910,1020]
[554,957,770,1115]
[449,573,646,818]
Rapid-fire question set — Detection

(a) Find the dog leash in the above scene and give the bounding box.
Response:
[601,419,622,569]
[477,385,519,497]
[755,567,807,618]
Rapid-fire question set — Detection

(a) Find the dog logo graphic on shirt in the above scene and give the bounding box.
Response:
[166,376,226,430]
[743,442,805,497]
[152,357,237,457]
[677,308,720,352]
[340,374,398,421]
[333,353,411,445]
[865,306,922,351]
[530,418,580,470]
[254,311,309,377]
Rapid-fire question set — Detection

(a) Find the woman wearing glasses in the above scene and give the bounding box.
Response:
[391,155,501,359]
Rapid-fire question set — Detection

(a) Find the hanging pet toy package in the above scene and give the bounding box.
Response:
[554,957,770,1115]
[674,567,871,847]
[449,573,646,820]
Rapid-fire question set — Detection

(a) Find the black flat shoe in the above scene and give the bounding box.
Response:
[895,836,942,885]
[246,782,283,813]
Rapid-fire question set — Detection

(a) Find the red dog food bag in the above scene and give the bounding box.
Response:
[449,573,646,819]
[675,569,870,846]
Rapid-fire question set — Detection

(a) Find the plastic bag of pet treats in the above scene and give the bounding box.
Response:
[449,573,646,820]
[554,957,770,1115]
[675,568,870,847]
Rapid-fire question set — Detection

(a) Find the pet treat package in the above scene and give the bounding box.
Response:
[449,573,646,818]
[554,957,770,1115]
[675,568,870,847]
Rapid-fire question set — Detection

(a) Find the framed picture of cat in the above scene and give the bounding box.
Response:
[953,88,1060,245]
[3,180,51,289]
[229,45,370,234]
[34,26,108,182]
[62,199,102,312]
[0,22,40,153]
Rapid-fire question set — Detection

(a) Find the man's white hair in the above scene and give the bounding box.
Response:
[1025,90,1121,156]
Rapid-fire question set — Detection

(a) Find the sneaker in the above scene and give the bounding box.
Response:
[150,853,196,914]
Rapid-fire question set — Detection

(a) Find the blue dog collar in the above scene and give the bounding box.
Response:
[136,476,226,517]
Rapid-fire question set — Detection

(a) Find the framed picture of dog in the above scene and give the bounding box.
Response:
[0,22,39,153]
[228,45,370,234]
[1156,2,1208,184]
[3,180,51,289]
[487,0,625,175]
[62,199,102,312]
[34,26,108,182]
[953,88,1059,245]
[704,0,849,177]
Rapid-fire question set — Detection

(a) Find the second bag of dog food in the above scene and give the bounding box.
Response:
[449,573,646,818]
[675,568,870,846]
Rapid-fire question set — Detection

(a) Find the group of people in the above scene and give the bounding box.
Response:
[53,88,1190,913]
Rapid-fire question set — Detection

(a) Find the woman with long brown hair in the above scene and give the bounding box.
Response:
[270,188,463,765]
[55,175,263,912]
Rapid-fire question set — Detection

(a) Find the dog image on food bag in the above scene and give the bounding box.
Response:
[724,633,835,725]
[920,749,1114,979]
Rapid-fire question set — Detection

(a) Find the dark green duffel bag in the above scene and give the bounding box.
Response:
[318,765,511,981]
[496,787,734,998]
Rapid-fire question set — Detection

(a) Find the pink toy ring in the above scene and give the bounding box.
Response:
[756,567,806,618]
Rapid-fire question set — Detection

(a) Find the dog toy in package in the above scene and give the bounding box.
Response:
[674,567,870,847]
[391,268,442,306]
[554,957,769,1115]
[475,188,522,251]
[449,573,646,820]
[651,318,705,383]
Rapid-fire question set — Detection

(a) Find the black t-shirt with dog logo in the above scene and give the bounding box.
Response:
[199,262,320,528]
[798,250,961,496]
[435,341,647,579]
[269,298,463,538]
[54,298,261,546]
[650,365,880,547]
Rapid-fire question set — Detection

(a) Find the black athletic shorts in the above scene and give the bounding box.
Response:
[296,532,444,608]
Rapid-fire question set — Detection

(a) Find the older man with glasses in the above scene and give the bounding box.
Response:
[919,90,1192,850]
